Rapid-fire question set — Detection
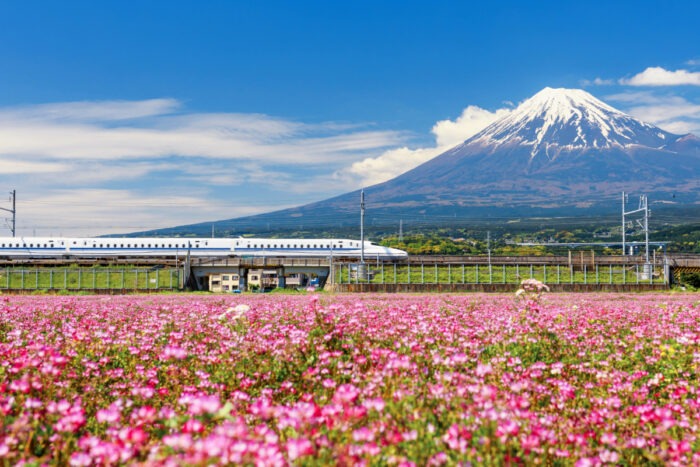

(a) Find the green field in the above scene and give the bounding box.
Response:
[335,263,664,285]
[0,267,181,291]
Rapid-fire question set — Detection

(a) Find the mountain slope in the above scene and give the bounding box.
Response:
[149,87,700,234]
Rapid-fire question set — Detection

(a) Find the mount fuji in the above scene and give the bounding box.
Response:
[346,87,700,213]
[156,87,700,234]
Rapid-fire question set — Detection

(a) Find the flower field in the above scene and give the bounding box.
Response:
[1,293,700,465]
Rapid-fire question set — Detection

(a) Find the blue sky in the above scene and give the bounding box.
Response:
[1,0,699,235]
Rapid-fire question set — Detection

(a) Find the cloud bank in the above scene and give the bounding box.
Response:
[606,91,700,135]
[337,105,511,186]
[620,67,700,87]
[584,64,700,136]
[0,99,406,235]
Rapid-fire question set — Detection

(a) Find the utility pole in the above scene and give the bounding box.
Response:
[621,191,627,255]
[399,219,403,242]
[642,195,650,265]
[487,231,492,274]
[360,190,365,264]
[622,193,651,274]
[0,190,16,237]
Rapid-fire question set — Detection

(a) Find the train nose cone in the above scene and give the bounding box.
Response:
[389,247,408,258]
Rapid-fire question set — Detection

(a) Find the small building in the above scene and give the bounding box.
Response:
[285,272,308,288]
[247,269,279,291]
[208,273,241,292]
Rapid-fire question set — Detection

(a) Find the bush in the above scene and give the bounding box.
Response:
[680,272,700,289]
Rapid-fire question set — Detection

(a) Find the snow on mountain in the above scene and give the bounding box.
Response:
[469,87,677,157]
[162,87,700,233]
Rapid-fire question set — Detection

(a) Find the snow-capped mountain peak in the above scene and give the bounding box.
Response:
[470,87,675,156]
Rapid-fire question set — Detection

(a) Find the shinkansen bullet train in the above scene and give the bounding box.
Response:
[0,237,408,260]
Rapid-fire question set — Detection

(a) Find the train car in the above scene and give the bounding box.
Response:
[0,237,408,260]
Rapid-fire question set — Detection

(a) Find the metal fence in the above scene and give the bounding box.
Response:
[334,262,664,286]
[0,268,181,291]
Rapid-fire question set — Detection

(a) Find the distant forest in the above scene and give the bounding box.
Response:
[155,220,700,256]
[377,222,700,256]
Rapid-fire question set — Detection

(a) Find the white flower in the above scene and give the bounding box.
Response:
[219,304,250,321]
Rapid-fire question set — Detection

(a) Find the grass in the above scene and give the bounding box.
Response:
[0,267,180,291]
[337,263,664,285]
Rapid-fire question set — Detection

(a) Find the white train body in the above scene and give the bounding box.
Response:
[0,237,408,260]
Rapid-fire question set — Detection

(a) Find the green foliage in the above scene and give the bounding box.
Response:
[680,272,700,289]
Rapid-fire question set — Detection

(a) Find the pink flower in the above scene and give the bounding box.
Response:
[475,363,493,377]
[600,432,617,445]
[286,437,314,461]
[163,433,193,451]
[96,407,121,424]
[161,346,188,360]
[69,452,92,466]
[428,452,448,466]
[333,384,360,404]
[179,394,221,415]
[362,397,385,412]
[352,427,375,442]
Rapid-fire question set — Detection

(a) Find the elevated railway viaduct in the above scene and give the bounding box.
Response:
[1,253,699,292]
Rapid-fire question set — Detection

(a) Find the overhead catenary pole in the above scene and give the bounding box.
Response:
[622,192,651,264]
[642,195,650,265]
[360,190,365,264]
[621,191,626,256]
[487,231,492,274]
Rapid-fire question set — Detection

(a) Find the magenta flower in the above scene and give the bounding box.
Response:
[286,437,314,461]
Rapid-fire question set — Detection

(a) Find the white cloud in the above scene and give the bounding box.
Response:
[15,188,301,237]
[581,77,615,86]
[0,99,403,166]
[0,158,69,174]
[0,98,411,235]
[340,146,445,187]
[432,105,511,147]
[0,98,181,122]
[606,91,700,135]
[335,105,511,187]
[620,67,700,86]
[0,97,510,235]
